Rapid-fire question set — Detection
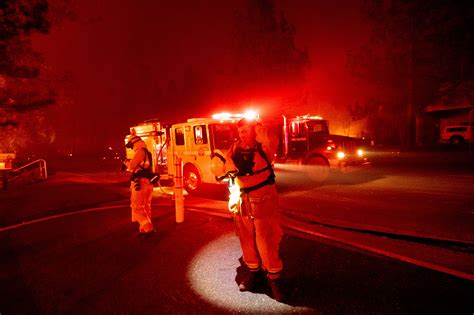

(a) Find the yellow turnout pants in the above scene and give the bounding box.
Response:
[130,178,154,233]
[234,184,283,274]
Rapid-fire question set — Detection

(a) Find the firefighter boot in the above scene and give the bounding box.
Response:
[238,269,262,292]
[136,230,155,238]
[267,273,285,302]
[137,222,155,238]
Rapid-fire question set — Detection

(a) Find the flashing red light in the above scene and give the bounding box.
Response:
[212,110,260,121]
[243,110,259,120]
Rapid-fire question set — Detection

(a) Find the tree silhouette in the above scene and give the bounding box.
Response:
[231,0,309,101]
[0,0,75,153]
[0,0,53,152]
[348,0,474,148]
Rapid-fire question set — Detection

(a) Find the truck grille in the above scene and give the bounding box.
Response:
[341,141,356,153]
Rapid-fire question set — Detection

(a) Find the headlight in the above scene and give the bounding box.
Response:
[357,149,364,157]
[337,151,345,159]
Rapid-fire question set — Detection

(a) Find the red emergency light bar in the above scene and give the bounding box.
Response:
[295,114,323,120]
[212,110,259,121]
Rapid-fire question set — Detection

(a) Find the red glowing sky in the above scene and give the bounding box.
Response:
[31,0,371,150]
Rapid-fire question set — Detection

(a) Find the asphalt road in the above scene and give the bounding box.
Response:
[276,161,474,243]
[1,202,473,314]
[0,151,473,314]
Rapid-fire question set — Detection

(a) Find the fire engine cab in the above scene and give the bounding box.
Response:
[167,113,246,193]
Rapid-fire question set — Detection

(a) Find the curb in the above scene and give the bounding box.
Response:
[282,209,474,247]
[281,214,474,282]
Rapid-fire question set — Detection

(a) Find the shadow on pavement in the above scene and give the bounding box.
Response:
[275,167,386,193]
[324,168,386,186]
[276,233,474,314]
[0,172,130,228]
[1,199,472,314]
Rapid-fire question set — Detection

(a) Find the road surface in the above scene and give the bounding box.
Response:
[0,152,473,313]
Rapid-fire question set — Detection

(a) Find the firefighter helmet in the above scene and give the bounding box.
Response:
[125,135,142,149]
[210,151,226,178]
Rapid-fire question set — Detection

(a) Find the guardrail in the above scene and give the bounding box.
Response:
[9,159,48,181]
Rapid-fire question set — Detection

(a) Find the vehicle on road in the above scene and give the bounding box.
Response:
[273,115,370,183]
[439,123,474,145]
[124,112,370,193]
[125,114,241,194]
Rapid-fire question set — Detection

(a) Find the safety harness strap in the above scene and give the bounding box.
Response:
[232,142,275,176]
[252,165,272,175]
[131,148,153,180]
[240,174,275,194]
[234,141,276,193]
[250,142,275,177]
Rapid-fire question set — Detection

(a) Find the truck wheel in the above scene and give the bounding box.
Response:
[183,165,201,194]
[450,136,464,145]
[305,156,330,184]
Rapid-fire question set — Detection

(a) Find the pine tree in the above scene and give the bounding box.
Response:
[231,0,309,102]
[0,0,54,153]
[347,0,474,148]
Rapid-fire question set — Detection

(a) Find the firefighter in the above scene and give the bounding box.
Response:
[217,118,284,302]
[124,135,155,236]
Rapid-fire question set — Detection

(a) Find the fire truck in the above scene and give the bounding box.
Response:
[125,119,168,175]
[124,112,370,193]
[125,113,243,194]
[273,114,370,182]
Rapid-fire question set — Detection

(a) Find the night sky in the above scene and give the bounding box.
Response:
[30,0,370,153]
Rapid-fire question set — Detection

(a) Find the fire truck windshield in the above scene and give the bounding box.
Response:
[211,123,239,150]
[306,120,329,134]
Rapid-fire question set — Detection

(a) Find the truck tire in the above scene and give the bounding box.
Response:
[183,164,202,194]
[304,156,330,184]
[450,136,464,145]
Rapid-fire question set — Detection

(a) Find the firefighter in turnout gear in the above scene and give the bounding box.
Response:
[220,118,284,302]
[124,135,156,236]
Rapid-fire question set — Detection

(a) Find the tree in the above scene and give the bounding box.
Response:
[0,0,53,153]
[347,0,474,148]
[230,0,310,105]
[432,80,474,108]
[0,0,75,154]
